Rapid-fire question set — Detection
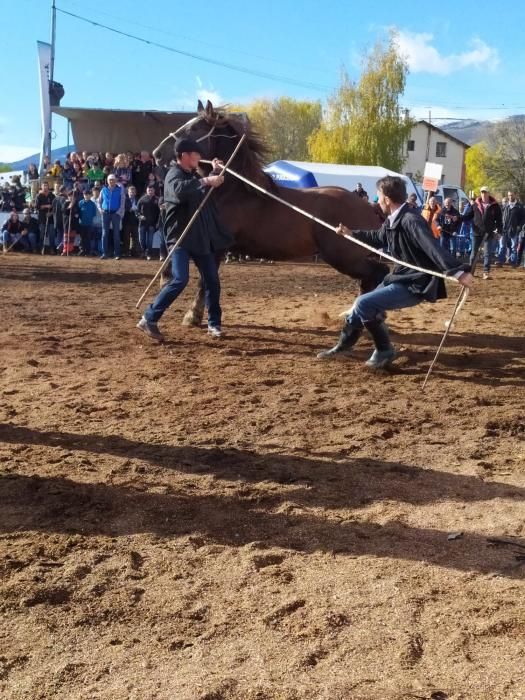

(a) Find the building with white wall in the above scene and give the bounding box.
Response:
[403,120,469,188]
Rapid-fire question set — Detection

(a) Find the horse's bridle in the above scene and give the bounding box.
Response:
[167,119,240,148]
[154,115,242,163]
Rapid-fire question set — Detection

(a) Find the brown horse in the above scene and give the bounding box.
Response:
[153,100,387,326]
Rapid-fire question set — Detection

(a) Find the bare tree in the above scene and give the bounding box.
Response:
[485,117,525,199]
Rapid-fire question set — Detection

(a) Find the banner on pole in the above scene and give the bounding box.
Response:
[422,162,443,192]
[37,41,52,174]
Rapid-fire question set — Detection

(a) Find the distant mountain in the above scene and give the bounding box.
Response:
[440,119,492,146]
[441,114,525,146]
[0,145,76,171]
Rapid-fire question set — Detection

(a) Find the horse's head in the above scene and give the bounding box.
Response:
[153,101,260,173]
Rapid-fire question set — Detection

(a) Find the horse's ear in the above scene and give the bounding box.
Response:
[197,99,205,113]
[205,100,214,116]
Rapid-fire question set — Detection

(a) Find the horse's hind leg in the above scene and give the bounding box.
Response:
[359,259,389,293]
[182,253,223,326]
[315,230,388,293]
[182,276,205,326]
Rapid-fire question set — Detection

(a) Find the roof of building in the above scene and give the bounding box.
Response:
[416,120,470,149]
[52,107,197,153]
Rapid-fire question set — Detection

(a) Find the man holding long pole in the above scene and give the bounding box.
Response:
[317,176,474,369]
[136,138,233,342]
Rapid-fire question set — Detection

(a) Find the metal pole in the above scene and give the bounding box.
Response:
[48,0,56,161]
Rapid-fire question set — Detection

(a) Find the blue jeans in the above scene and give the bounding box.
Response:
[497,233,519,264]
[144,247,221,326]
[471,234,494,273]
[139,224,155,256]
[346,282,422,328]
[102,211,121,257]
[440,232,457,257]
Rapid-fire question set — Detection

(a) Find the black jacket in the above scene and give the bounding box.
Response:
[52,195,67,229]
[35,192,55,224]
[163,164,233,255]
[63,200,80,232]
[20,216,40,236]
[462,196,502,239]
[501,202,525,236]
[354,203,470,302]
[436,205,461,235]
[137,194,160,227]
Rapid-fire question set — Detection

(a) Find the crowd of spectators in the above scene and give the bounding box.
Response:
[2,155,525,274]
[407,189,525,275]
[1,150,168,259]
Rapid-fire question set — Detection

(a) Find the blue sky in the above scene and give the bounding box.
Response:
[3,0,525,162]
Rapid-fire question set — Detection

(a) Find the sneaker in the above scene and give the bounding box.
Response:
[482,272,490,280]
[136,317,165,342]
[146,255,152,261]
[114,256,121,260]
[207,325,222,339]
[100,255,107,260]
[159,256,166,262]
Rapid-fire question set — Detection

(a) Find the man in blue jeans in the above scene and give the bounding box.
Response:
[462,185,502,280]
[137,138,233,342]
[99,173,125,259]
[317,176,474,369]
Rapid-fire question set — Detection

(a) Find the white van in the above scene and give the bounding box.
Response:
[264,161,425,206]
[425,184,469,210]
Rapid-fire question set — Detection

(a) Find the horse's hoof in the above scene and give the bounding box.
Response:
[181,310,202,327]
[160,274,172,289]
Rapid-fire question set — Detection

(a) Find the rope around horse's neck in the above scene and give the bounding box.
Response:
[200,160,457,284]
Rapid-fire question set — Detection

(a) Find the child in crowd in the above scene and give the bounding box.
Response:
[78,190,98,256]
[91,186,103,255]
[62,191,80,255]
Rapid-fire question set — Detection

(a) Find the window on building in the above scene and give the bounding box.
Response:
[436,142,447,158]
[407,140,415,152]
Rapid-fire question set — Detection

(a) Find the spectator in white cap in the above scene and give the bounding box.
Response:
[98,173,125,259]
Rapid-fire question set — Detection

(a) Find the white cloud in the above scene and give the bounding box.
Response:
[0,144,39,163]
[195,76,224,107]
[169,77,228,111]
[396,31,499,75]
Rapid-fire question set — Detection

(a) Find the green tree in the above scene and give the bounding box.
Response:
[485,118,525,200]
[238,97,322,162]
[464,142,490,195]
[0,163,13,172]
[308,32,413,171]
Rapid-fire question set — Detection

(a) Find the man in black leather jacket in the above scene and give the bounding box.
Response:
[137,138,232,342]
[318,176,474,369]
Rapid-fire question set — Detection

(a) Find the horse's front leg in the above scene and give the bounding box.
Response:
[181,253,223,327]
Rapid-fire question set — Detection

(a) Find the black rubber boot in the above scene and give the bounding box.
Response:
[316,323,363,360]
[363,320,396,369]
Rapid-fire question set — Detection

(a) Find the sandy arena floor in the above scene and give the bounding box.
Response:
[0,255,524,700]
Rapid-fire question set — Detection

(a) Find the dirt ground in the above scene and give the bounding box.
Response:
[0,254,524,700]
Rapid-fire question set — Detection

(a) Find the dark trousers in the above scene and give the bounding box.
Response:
[144,247,221,327]
[470,234,493,273]
[79,224,94,254]
[122,221,139,257]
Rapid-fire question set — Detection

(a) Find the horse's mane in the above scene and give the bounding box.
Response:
[215,109,279,193]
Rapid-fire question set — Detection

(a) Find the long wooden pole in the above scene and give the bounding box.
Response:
[135,134,246,310]
[421,231,485,390]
